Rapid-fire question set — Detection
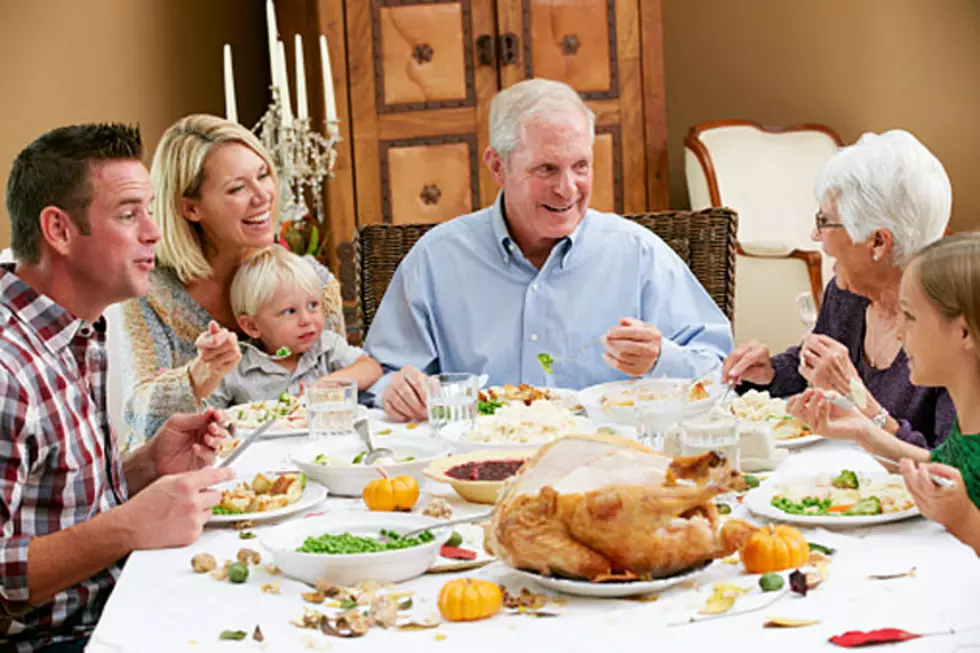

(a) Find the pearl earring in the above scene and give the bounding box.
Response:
[873,253,880,262]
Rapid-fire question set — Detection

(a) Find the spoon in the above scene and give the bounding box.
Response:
[398,511,494,541]
[353,417,395,465]
[537,337,604,374]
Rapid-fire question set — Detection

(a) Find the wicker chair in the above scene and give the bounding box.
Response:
[340,208,737,341]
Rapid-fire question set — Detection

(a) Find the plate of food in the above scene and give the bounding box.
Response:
[478,384,581,415]
[225,393,308,437]
[745,469,919,527]
[726,390,824,448]
[428,522,495,573]
[209,471,328,524]
[438,401,629,454]
[290,437,452,497]
[578,377,723,425]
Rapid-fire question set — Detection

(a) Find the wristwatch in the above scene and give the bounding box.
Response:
[870,408,889,428]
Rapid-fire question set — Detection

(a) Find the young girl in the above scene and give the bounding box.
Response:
[789,232,980,554]
[200,246,382,407]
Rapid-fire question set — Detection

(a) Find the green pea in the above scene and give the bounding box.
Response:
[228,562,249,583]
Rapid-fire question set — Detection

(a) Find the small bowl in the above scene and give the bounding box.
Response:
[424,449,531,504]
[260,512,447,586]
[290,437,452,497]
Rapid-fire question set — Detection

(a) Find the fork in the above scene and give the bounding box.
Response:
[539,336,603,372]
[871,454,955,488]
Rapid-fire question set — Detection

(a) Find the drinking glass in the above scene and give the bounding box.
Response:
[425,373,479,433]
[633,381,686,451]
[680,416,740,470]
[306,379,358,439]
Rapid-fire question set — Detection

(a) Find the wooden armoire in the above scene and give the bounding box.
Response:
[276,0,668,320]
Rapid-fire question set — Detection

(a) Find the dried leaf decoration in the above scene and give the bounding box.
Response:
[699,584,750,615]
[789,570,808,596]
[764,617,821,628]
[252,626,264,642]
[397,620,441,631]
[866,567,916,580]
[829,628,921,648]
[624,593,660,603]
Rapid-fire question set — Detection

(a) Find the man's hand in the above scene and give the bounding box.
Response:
[900,460,971,531]
[148,408,230,477]
[381,365,429,422]
[190,321,241,400]
[722,340,775,385]
[603,317,662,376]
[798,334,859,395]
[120,466,233,550]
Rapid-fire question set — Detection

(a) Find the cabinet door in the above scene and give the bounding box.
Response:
[346,0,499,229]
[496,0,648,214]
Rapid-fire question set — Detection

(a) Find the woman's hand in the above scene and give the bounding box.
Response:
[798,334,859,396]
[786,388,871,442]
[190,321,241,400]
[722,340,775,385]
[900,460,972,531]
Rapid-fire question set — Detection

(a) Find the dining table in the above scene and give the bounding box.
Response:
[87,410,980,653]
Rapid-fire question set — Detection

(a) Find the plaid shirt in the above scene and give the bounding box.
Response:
[0,265,128,652]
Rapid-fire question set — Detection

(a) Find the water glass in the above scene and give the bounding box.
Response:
[680,416,740,471]
[306,379,358,439]
[634,382,686,451]
[425,373,478,433]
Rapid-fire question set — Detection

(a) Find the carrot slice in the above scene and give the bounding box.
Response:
[827,504,854,513]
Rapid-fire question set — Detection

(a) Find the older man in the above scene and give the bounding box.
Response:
[365,79,733,422]
[0,124,233,653]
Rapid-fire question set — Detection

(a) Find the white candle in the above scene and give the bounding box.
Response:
[319,35,338,136]
[223,44,238,123]
[277,40,293,123]
[266,0,279,88]
[294,34,308,120]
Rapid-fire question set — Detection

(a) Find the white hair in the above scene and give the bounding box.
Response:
[230,246,321,317]
[815,129,951,263]
[488,78,595,162]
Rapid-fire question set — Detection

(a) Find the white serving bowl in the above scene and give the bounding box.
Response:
[289,437,452,497]
[260,513,447,585]
[438,415,632,455]
[578,378,724,426]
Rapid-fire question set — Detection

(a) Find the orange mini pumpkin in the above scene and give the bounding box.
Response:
[739,524,810,574]
[438,578,503,622]
[361,471,419,512]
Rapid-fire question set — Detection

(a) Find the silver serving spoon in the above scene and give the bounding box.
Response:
[398,511,494,541]
[353,417,395,465]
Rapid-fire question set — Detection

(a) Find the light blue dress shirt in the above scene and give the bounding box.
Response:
[364,194,734,402]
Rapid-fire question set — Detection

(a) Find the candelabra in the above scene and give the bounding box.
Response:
[253,86,340,253]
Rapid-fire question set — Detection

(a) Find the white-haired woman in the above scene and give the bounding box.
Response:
[120,114,344,445]
[722,130,954,449]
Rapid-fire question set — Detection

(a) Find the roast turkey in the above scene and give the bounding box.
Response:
[486,434,755,581]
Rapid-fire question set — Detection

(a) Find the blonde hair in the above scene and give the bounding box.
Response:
[151,114,279,283]
[908,232,980,351]
[230,246,321,317]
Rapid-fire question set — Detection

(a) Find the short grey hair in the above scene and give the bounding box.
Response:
[488,78,595,162]
[815,129,951,262]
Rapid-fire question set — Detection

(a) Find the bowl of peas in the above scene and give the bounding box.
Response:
[260,512,450,585]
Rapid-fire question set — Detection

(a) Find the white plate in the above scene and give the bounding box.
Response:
[745,474,920,527]
[481,386,582,413]
[510,562,712,598]
[438,415,633,454]
[773,433,825,449]
[233,405,369,439]
[290,437,452,497]
[428,523,495,573]
[260,512,447,585]
[578,378,723,426]
[208,477,328,524]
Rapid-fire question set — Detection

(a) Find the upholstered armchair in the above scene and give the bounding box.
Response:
[685,120,842,351]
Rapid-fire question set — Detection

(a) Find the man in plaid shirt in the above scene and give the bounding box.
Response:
[0,124,235,653]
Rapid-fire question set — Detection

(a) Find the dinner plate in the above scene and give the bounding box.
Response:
[745,474,920,527]
[427,523,495,573]
[231,405,369,439]
[510,562,712,598]
[578,378,724,426]
[208,477,328,524]
[773,433,825,449]
[438,415,633,454]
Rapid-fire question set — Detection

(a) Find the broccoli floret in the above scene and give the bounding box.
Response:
[832,469,859,490]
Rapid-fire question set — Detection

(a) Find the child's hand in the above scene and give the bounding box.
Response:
[900,460,971,530]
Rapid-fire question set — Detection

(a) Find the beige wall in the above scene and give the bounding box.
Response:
[0,0,270,248]
[663,0,980,231]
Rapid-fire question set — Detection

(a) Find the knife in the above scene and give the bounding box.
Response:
[218,404,299,468]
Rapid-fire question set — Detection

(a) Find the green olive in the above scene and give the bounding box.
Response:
[445,531,463,547]
[228,561,249,583]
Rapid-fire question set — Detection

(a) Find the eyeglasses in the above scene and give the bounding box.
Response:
[814,212,845,231]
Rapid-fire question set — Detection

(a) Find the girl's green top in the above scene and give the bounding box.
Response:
[931,420,980,508]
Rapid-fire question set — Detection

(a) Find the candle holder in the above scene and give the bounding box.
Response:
[253,85,341,257]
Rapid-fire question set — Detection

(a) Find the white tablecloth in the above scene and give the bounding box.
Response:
[87,419,980,653]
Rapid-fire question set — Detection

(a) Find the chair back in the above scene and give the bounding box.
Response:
[343,209,738,338]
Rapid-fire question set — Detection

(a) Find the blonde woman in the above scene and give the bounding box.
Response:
[789,233,980,554]
[121,115,344,445]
